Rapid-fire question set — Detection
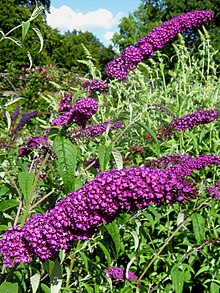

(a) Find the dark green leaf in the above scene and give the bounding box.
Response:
[171,266,184,293]
[81,283,93,293]
[105,220,122,256]
[50,258,62,293]
[18,171,34,205]
[79,251,88,272]
[191,213,205,244]
[0,199,18,212]
[53,135,78,192]
[98,242,111,267]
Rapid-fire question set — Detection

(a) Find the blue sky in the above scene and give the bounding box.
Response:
[46,0,141,46]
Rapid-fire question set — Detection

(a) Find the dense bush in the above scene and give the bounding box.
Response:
[0,7,220,293]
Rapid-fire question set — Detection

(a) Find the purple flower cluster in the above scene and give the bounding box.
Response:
[206,181,220,198]
[69,119,123,140]
[144,154,192,168]
[106,10,214,80]
[15,110,38,132]
[51,97,99,128]
[104,267,140,285]
[81,79,108,93]
[156,109,219,141]
[58,94,72,113]
[18,136,49,157]
[0,154,219,267]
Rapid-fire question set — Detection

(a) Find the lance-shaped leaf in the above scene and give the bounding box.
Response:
[32,27,44,52]
[53,136,78,192]
[18,171,35,205]
[98,145,112,172]
[112,148,123,170]
[22,21,30,42]
[191,213,205,244]
[171,266,184,293]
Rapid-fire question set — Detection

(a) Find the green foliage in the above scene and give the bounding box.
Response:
[0,13,220,293]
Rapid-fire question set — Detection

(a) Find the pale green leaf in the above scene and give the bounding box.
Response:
[112,148,123,170]
[5,110,11,131]
[30,272,40,293]
[32,26,44,52]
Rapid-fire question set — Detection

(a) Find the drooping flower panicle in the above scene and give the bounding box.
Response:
[0,154,220,267]
[156,108,219,141]
[51,97,98,128]
[106,10,214,80]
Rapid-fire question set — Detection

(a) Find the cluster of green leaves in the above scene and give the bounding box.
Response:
[0,12,220,293]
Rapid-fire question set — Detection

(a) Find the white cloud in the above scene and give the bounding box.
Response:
[46,6,123,32]
[104,31,115,43]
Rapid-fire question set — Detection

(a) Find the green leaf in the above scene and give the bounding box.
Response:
[32,26,44,52]
[81,283,93,293]
[30,272,40,293]
[72,89,86,105]
[5,110,11,131]
[112,148,123,170]
[0,282,18,293]
[0,185,9,196]
[105,220,122,256]
[210,282,220,293]
[0,199,18,212]
[195,265,210,277]
[171,266,184,293]
[40,284,50,293]
[22,21,30,42]
[53,136,78,192]
[50,258,62,293]
[79,251,88,272]
[191,213,205,244]
[18,171,34,205]
[98,145,112,172]
[98,242,111,267]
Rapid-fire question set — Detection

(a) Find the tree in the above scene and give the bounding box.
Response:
[51,30,115,76]
[112,0,220,61]
[15,0,51,11]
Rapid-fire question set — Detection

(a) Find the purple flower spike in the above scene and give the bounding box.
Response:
[58,94,73,113]
[107,10,214,80]
[104,267,141,285]
[81,79,108,93]
[51,97,99,128]
[15,110,38,131]
[1,155,219,267]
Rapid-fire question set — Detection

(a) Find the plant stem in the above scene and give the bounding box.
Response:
[66,240,81,288]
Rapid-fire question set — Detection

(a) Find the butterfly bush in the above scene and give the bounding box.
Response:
[0,154,220,267]
[156,108,219,141]
[15,110,38,132]
[106,10,214,80]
